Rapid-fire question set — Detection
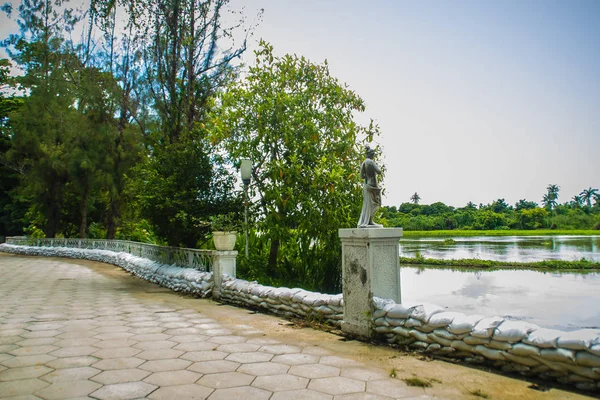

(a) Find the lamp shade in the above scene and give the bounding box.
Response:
[240,159,252,185]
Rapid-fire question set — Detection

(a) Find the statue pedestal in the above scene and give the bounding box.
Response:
[338,228,403,338]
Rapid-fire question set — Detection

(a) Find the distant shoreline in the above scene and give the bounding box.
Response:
[399,256,600,271]
[401,229,599,237]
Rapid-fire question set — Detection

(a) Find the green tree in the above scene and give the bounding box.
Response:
[542,184,560,211]
[212,41,379,292]
[580,187,598,209]
[410,192,421,204]
[0,59,26,236]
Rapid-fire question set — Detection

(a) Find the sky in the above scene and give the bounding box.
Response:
[2,0,599,208]
[236,0,600,208]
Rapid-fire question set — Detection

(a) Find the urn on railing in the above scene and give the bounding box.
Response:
[210,213,240,251]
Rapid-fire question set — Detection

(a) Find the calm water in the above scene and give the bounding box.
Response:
[400,267,600,331]
[398,236,600,330]
[399,235,600,262]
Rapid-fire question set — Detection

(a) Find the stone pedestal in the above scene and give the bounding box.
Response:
[212,251,237,299]
[339,228,403,338]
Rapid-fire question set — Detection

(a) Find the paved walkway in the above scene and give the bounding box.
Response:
[0,254,592,400]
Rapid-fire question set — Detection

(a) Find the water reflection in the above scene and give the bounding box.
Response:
[400,267,600,331]
[399,235,600,262]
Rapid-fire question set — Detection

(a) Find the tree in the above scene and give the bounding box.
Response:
[571,195,583,208]
[2,0,81,237]
[542,184,560,211]
[0,59,26,236]
[515,199,538,211]
[491,198,511,214]
[580,187,598,209]
[212,41,380,291]
[410,192,421,204]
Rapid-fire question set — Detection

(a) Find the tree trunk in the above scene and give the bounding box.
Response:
[79,185,88,239]
[267,238,280,275]
[106,198,119,239]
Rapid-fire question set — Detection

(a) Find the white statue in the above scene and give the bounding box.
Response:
[357,145,383,228]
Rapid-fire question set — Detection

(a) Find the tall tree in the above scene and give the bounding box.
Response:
[2,0,84,237]
[542,184,560,211]
[410,192,421,204]
[580,187,598,209]
[212,41,380,291]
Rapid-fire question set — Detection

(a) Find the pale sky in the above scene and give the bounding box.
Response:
[2,0,599,208]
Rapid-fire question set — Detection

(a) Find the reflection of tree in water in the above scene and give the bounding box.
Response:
[474,270,482,280]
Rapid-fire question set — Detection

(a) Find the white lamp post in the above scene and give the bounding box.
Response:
[240,159,252,258]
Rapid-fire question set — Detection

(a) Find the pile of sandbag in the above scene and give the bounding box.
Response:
[220,278,343,326]
[0,243,213,297]
[372,297,600,391]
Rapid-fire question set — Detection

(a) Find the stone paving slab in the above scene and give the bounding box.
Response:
[0,254,594,400]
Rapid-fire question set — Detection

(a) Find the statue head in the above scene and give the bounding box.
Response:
[365,145,375,159]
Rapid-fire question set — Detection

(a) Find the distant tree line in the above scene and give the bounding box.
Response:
[383,185,600,231]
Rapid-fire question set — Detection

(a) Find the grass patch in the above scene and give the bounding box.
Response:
[399,256,600,271]
[469,389,490,398]
[389,368,397,378]
[403,377,433,388]
[402,229,599,237]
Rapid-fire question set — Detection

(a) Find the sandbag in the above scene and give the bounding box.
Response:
[409,329,429,343]
[556,329,600,351]
[392,326,410,337]
[386,303,411,319]
[589,344,600,356]
[428,332,452,347]
[509,343,541,357]
[428,312,465,328]
[523,328,563,348]
[404,318,424,329]
[492,320,538,342]
[448,314,484,335]
[502,352,541,367]
[576,351,600,368]
[463,336,490,346]
[541,348,576,364]
[474,345,504,361]
[487,339,513,351]
[426,343,442,353]
[409,341,429,350]
[471,316,504,338]
[409,303,445,322]
[451,340,475,353]
[433,328,459,341]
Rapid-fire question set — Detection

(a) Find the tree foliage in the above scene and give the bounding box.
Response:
[211,41,380,292]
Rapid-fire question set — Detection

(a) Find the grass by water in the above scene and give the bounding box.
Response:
[399,256,600,271]
[402,229,599,237]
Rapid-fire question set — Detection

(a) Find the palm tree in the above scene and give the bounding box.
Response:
[571,195,583,208]
[580,187,599,209]
[410,192,421,205]
[542,184,560,210]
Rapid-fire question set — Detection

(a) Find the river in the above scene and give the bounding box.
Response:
[398,235,600,330]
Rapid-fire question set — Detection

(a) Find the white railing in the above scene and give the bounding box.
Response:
[5,237,215,272]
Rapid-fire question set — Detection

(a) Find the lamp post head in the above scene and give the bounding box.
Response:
[240,159,251,186]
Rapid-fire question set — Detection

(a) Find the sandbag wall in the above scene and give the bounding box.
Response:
[219,278,344,326]
[373,297,600,391]
[0,244,213,297]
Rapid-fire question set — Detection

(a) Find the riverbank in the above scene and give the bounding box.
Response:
[402,229,599,237]
[399,256,600,270]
